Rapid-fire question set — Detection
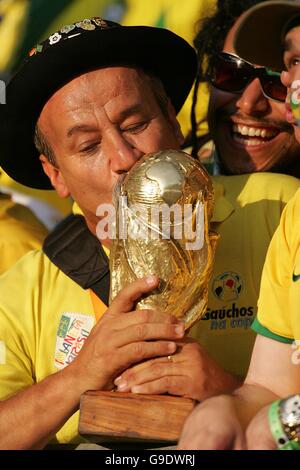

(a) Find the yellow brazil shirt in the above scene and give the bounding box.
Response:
[253,188,300,344]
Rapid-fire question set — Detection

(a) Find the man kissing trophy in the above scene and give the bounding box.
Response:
[79,149,218,445]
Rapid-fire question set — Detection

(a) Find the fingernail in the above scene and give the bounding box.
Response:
[114,376,122,385]
[145,275,157,286]
[117,380,128,392]
[175,324,185,336]
[132,385,142,393]
[168,342,176,352]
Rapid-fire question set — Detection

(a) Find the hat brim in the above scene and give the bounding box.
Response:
[234,1,300,71]
[0,26,197,189]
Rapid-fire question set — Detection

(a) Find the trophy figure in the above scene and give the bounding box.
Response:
[79,150,218,445]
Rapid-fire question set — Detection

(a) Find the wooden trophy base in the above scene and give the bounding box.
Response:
[79,390,195,446]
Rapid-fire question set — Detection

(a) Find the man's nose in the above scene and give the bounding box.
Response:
[105,129,143,174]
[236,78,269,115]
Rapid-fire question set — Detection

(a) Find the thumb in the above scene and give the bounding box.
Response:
[110,275,159,314]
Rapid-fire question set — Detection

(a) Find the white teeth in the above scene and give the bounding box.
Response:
[233,135,266,146]
[233,124,277,138]
[247,139,263,146]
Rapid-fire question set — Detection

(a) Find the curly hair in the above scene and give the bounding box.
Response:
[190,0,269,155]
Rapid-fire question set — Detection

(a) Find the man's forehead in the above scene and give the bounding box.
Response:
[284,26,300,51]
[39,67,148,120]
[284,37,294,53]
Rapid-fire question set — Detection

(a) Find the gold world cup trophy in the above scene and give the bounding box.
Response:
[79,150,218,445]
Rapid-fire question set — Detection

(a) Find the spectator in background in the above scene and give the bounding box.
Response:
[179,0,300,450]
[190,0,300,179]
[170,0,300,391]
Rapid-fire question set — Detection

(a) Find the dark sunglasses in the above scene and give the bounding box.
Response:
[209,52,286,103]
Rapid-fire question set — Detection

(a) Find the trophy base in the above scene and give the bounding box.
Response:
[79,390,195,446]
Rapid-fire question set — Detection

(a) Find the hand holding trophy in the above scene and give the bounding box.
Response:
[79,150,218,445]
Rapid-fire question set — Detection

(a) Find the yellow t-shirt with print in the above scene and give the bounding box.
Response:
[253,189,300,344]
[0,249,103,445]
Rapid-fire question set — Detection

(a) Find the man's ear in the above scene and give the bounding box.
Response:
[39,155,70,198]
[167,100,185,146]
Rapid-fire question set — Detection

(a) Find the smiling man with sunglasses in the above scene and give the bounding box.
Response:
[179,0,300,451]
[185,0,300,413]
[192,0,300,177]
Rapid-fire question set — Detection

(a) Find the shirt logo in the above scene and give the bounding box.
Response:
[212,272,243,302]
[293,272,300,282]
[54,313,94,370]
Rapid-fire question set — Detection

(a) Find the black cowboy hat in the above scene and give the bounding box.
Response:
[0,18,197,189]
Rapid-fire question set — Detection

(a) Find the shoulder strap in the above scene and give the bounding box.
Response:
[43,214,110,305]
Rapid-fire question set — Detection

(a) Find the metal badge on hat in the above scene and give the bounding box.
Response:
[49,32,62,45]
[75,19,96,31]
[60,24,75,34]
[27,17,114,58]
